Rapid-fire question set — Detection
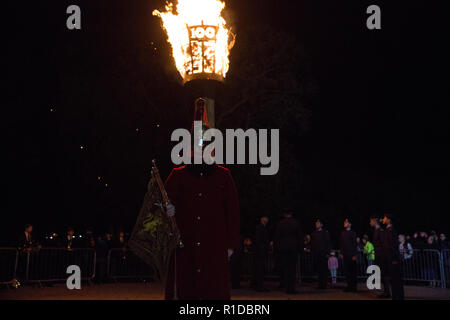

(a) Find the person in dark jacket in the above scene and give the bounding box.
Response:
[252,216,270,292]
[311,219,331,289]
[112,230,128,260]
[422,235,440,287]
[274,209,302,294]
[82,227,95,248]
[382,213,404,300]
[61,227,78,249]
[104,231,114,250]
[370,216,390,297]
[409,232,423,250]
[94,235,109,284]
[16,224,40,281]
[112,230,128,248]
[339,218,357,292]
[439,233,450,250]
[17,224,39,251]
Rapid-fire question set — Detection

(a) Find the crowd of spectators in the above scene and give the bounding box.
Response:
[15,224,130,284]
[239,214,450,296]
[17,224,129,251]
[12,221,450,290]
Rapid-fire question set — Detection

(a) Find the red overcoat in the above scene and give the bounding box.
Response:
[164,165,240,300]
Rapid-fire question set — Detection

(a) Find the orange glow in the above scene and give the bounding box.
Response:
[153,0,234,82]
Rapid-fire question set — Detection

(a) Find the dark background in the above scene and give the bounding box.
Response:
[3,1,448,245]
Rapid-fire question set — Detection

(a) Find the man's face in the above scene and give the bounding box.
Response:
[315,221,322,229]
[362,238,367,244]
[261,217,269,225]
[382,216,390,225]
[440,234,446,241]
[344,219,350,229]
[26,226,33,233]
[68,230,74,236]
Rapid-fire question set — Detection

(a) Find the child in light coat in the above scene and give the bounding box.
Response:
[328,251,339,284]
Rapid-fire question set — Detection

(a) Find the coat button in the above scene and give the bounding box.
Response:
[200,172,203,176]
[196,242,201,246]
[197,269,201,273]
[197,216,201,220]
[198,193,202,197]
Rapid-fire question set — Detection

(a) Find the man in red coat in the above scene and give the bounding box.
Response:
[164,163,240,300]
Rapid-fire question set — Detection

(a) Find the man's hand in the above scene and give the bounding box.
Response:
[228,249,234,259]
[166,203,176,217]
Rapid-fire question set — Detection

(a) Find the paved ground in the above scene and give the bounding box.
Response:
[1,281,449,300]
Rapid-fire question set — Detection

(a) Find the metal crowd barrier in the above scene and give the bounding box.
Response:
[0,248,18,285]
[241,251,253,280]
[107,248,154,281]
[298,251,315,279]
[240,249,449,288]
[401,249,444,287]
[26,248,96,283]
[1,247,448,288]
[240,251,318,282]
[287,251,367,281]
[442,250,450,288]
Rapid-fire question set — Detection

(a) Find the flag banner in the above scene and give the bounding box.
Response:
[128,175,178,283]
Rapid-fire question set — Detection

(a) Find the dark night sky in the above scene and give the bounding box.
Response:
[3,1,448,245]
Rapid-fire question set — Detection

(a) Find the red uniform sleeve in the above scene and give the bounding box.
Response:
[224,170,240,250]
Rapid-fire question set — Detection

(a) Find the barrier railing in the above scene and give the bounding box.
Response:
[241,251,253,280]
[107,248,154,281]
[285,251,367,280]
[0,248,18,285]
[401,249,445,288]
[241,249,449,288]
[1,247,448,288]
[298,251,315,279]
[442,250,450,288]
[26,248,96,283]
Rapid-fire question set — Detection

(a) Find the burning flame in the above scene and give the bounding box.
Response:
[153,0,234,82]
